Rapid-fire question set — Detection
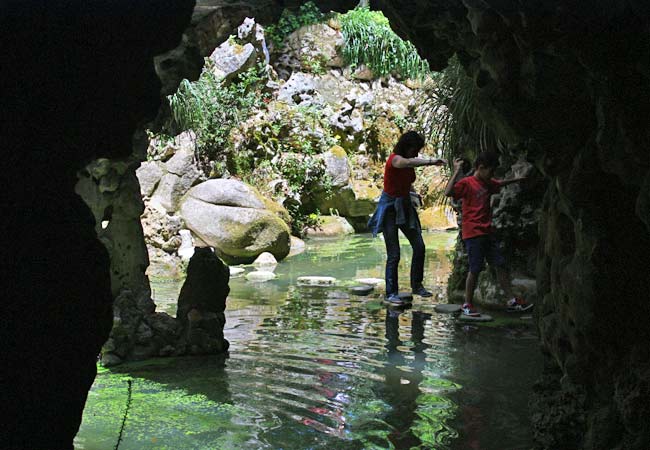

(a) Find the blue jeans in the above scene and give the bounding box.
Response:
[383,208,425,296]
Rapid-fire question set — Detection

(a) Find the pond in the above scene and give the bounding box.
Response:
[75,231,541,450]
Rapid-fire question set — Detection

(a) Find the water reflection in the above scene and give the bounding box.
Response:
[77,232,539,450]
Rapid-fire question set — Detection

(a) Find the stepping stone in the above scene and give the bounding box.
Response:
[458,314,493,322]
[355,278,384,287]
[245,271,276,282]
[434,304,462,314]
[349,285,374,296]
[398,292,413,302]
[229,267,245,276]
[297,276,336,286]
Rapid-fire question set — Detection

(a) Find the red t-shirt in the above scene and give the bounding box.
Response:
[384,153,415,197]
[452,175,502,239]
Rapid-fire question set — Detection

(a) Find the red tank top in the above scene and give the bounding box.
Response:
[384,153,416,197]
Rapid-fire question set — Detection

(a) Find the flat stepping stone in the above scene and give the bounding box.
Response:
[349,285,374,296]
[229,267,245,276]
[458,314,493,322]
[297,276,336,286]
[355,278,384,287]
[398,292,413,302]
[245,271,276,282]
[434,304,462,314]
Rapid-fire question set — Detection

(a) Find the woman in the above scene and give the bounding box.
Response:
[368,131,446,304]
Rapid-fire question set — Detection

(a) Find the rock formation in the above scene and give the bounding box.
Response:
[372,1,650,448]
[5,1,649,449]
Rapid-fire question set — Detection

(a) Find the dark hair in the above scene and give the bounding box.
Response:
[474,151,499,169]
[393,131,425,157]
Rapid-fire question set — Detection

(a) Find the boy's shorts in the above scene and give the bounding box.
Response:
[464,235,505,274]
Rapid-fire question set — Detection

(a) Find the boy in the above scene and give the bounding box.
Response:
[444,152,533,316]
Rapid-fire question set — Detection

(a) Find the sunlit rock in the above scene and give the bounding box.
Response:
[246,270,277,282]
[180,179,291,264]
[297,276,337,286]
[304,215,355,237]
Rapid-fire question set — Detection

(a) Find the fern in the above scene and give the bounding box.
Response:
[339,7,430,80]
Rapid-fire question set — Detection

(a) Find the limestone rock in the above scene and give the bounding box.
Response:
[180,179,291,264]
[150,172,199,213]
[246,270,277,282]
[137,161,165,197]
[304,215,354,237]
[321,145,350,188]
[177,229,195,260]
[176,248,229,355]
[253,252,278,266]
[288,235,306,257]
[208,39,257,81]
[297,276,337,286]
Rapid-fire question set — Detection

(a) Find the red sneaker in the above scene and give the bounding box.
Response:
[507,297,533,312]
[462,303,481,317]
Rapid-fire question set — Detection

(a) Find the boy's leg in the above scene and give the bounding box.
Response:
[382,209,401,299]
[465,271,479,304]
[486,236,533,311]
[463,236,486,315]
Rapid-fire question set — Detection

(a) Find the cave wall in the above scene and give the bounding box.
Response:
[372,1,650,448]
[4,0,649,448]
[1,1,195,448]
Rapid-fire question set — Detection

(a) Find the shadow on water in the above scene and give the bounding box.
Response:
[76,232,541,450]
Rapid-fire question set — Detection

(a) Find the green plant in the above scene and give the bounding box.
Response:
[339,7,430,80]
[265,2,326,49]
[416,55,500,168]
[167,62,268,172]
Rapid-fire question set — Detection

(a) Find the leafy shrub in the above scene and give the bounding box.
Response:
[265,2,326,49]
[339,7,430,80]
[167,62,268,172]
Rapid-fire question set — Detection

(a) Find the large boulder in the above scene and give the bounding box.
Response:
[179,179,291,264]
[136,161,165,197]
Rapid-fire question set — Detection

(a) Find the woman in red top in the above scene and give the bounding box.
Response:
[368,131,446,304]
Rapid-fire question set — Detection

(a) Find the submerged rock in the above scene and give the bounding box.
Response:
[246,271,277,282]
[297,276,337,286]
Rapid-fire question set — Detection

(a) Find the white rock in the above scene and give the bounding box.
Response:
[355,278,385,287]
[177,230,195,261]
[253,252,278,266]
[297,276,337,286]
[229,267,245,276]
[288,236,306,257]
[245,271,277,282]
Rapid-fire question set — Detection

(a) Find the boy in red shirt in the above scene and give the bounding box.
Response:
[444,152,533,316]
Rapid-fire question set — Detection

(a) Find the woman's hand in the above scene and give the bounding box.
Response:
[430,158,447,166]
[453,157,464,171]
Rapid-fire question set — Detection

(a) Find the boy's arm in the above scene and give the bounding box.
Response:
[444,158,465,197]
[392,155,447,168]
[498,176,527,187]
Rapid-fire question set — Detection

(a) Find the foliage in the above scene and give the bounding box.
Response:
[339,7,430,80]
[242,153,330,237]
[265,2,326,49]
[416,55,501,169]
[167,62,268,172]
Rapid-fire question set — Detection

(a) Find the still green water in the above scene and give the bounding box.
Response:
[75,232,541,450]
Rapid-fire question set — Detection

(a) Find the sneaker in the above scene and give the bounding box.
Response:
[462,303,481,317]
[385,294,404,305]
[506,297,534,312]
[412,285,433,297]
